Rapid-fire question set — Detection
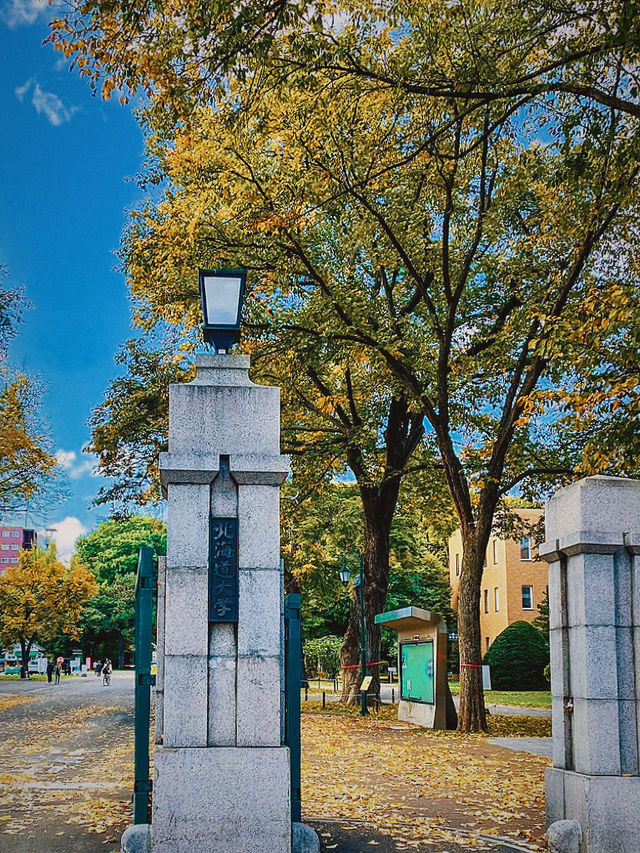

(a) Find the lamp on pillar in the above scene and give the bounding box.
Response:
[199,267,247,353]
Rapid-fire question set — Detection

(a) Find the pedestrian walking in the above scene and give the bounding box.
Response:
[46,660,54,684]
[95,659,103,677]
[102,658,112,686]
[54,663,61,685]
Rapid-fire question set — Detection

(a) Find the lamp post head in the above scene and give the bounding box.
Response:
[339,560,351,585]
[199,267,247,353]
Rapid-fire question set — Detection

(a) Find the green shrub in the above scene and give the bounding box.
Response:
[483,621,549,690]
[303,635,342,678]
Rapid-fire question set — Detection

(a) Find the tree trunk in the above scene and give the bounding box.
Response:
[340,593,361,702]
[456,530,489,732]
[19,637,32,679]
[340,482,398,705]
[340,395,423,705]
[118,631,125,670]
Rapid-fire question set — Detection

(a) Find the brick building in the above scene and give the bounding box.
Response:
[0,525,37,571]
[448,508,547,653]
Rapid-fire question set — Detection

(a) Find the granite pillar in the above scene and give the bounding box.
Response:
[539,476,640,853]
[152,354,291,853]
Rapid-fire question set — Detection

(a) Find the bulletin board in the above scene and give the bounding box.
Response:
[400,640,434,705]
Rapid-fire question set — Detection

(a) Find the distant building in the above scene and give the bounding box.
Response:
[448,508,546,653]
[0,525,37,571]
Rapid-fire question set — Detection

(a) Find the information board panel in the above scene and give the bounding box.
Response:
[400,640,434,705]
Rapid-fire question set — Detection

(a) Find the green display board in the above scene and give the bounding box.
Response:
[400,641,434,704]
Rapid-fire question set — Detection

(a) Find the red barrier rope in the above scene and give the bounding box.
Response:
[342,660,387,670]
[460,663,482,668]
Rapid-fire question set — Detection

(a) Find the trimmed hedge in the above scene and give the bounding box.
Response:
[483,620,549,690]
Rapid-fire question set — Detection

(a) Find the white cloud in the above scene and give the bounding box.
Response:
[3,0,49,28]
[31,83,76,125]
[14,76,33,101]
[14,78,77,126]
[39,516,87,565]
[55,449,96,479]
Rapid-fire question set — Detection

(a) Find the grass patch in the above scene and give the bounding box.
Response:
[448,682,551,708]
[0,673,79,682]
[0,673,48,681]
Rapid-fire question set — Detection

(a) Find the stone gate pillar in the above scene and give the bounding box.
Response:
[153,354,291,853]
[539,476,640,853]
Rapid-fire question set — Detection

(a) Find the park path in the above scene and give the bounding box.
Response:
[0,672,134,852]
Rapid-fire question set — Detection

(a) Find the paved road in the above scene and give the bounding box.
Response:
[489,737,553,758]
[0,671,135,853]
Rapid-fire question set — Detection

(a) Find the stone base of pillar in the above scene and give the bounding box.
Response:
[152,746,291,853]
[547,767,640,853]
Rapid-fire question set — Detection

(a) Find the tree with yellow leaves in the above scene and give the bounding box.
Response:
[52,1,640,730]
[0,547,97,679]
[0,378,57,513]
[0,270,57,513]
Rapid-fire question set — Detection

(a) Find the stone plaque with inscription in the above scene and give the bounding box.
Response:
[208,517,238,622]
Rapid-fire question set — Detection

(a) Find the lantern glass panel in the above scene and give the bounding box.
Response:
[203,275,242,325]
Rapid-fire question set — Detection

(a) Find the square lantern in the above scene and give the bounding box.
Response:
[199,267,247,352]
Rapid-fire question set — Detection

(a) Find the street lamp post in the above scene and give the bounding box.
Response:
[340,555,368,716]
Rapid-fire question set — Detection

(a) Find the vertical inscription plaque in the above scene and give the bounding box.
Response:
[209,517,238,622]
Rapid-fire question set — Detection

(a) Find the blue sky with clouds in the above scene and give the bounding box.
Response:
[1,0,150,557]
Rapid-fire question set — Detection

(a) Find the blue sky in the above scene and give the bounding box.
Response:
[1,0,149,557]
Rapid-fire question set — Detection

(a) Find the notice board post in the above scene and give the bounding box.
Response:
[375,607,448,729]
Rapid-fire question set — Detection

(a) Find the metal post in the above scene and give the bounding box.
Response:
[285,593,302,824]
[359,555,368,716]
[133,546,156,824]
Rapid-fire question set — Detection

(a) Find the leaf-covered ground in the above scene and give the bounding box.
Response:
[0,679,134,852]
[301,712,550,851]
[0,678,550,852]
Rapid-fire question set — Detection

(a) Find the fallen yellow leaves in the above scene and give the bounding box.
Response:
[301,713,550,850]
[0,694,33,712]
[0,701,133,842]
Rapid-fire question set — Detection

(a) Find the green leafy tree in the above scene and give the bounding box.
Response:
[532,589,550,642]
[75,516,166,666]
[283,479,454,694]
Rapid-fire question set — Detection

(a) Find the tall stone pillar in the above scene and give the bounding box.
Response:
[539,476,640,853]
[153,354,291,853]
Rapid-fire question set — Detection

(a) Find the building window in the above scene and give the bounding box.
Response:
[484,589,489,613]
[455,553,460,576]
[10,545,18,551]
[492,540,498,564]
[522,585,534,610]
[486,637,490,652]
[494,587,500,611]
[2,531,9,537]
[10,558,17,563]
[520,536,531,560]
[1,558,7,563]
[11,530,19,537]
